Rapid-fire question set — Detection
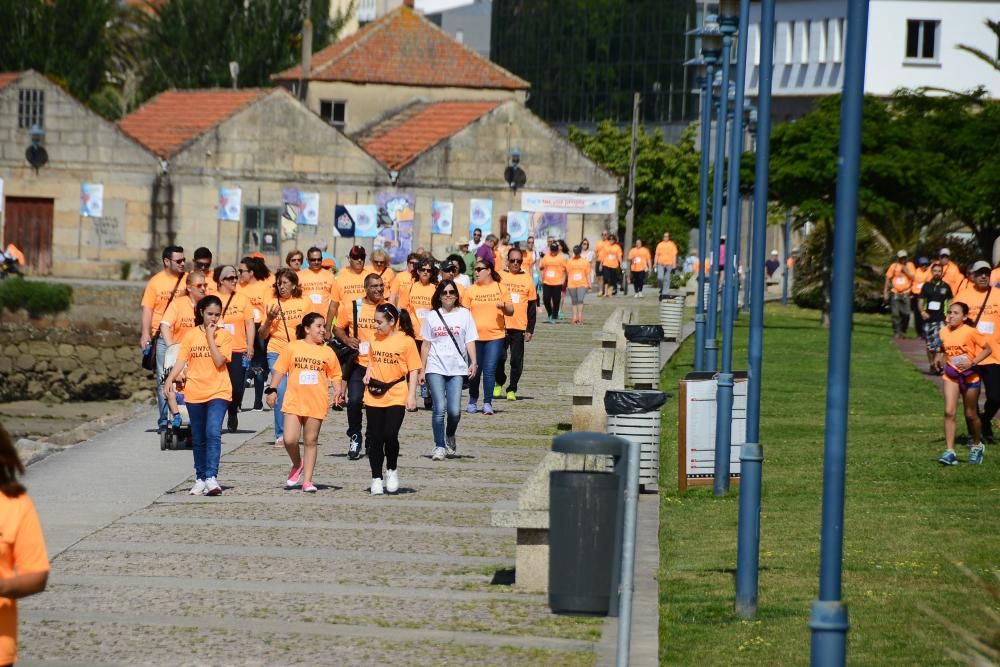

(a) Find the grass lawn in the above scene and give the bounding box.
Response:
[658,304,999,666]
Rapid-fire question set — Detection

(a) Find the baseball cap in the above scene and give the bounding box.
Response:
[939,248,951,256]
[321,258,334,268]
[440,262,457,273]
[917,256,929,265]
[573,244,582,254]
[457,238,469,247]
[971,260,991,274]
[770,250,778,256]
[896,250,907,258]
[348,245,366,259]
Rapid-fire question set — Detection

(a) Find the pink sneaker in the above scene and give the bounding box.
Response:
[302,481,317,493]
[286,464,303,488]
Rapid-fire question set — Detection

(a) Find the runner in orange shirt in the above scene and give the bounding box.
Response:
[883,250,916,338]
[462,259,514,415]
[330,246,370,324]
[910,256,932,340]
[953,261,1000,445]
[363,304,422,495]
[140,245,187,432]
[496,248,537,400]
[215,265,255,432]
[937,301,991,465]
[628,239,653,298]
[601,235,624,297]
[594,230,610,295]
[298,246,337,317]
[655,232,679,296]
[566,245,593,324]
[937,248,965,295]
[163,295,233,496]
[268,313,344,493]
[539,241,568,322]
[261,269,311,448]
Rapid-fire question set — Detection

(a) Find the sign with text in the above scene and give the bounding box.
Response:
[521,191,617,215]
[678,372,745,492]
[89,216,126,249]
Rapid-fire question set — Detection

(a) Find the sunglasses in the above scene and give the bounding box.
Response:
[191,283,207,289]
[194,262,211,269]
[441,289,458,296]
[308,257,322,262]
[172,258,186,264]
[222,275,238,281]
[474,266,489,273]
[418,267,432,273]
[508,258,523,263]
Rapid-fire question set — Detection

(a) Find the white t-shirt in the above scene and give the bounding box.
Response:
[420,307,479,376]
[455,273,471,288]
[469,239,484,253]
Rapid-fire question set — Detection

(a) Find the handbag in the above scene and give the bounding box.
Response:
[142,273,185,371]
[366,375,405,397]
[435,308,471,389]
[327,300,359,368]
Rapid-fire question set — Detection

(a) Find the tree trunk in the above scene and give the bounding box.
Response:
[820,219,833,328]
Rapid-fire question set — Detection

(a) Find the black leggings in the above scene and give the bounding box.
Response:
[365,405,406,479]
[226,351,247,417]
[496,329,525,393]
[602,266,619,292]
[631,271,645,294]
[346,363,366,442]
[542,284,562,318]
[978,364,1000,438]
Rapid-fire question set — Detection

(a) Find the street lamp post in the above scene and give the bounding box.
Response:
[810,0,871,663]
[782,210,792,304]
[713,0,746,496]
[742,106,758,314]
[735,0,776,620]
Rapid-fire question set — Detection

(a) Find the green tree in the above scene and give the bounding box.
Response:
[957,20,1000,72]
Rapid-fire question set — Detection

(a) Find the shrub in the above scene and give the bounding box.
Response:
[0,280,73,317]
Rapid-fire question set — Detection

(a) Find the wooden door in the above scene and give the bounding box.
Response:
[3,197,53,274]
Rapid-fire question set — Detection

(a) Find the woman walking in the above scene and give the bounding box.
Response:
[461,259,514,415]
[539,241,568,323]
[364,304,422,495]
[239,256,272,411]
[164,295,233,496]
[267,313,344,492]
[580,238,595,291]
[261,269,311,448]
[567,245,592,324]
[420,280,478,460]
[400,259,439,409]
[938,302,991,465]
[601,234,624,297]
[215,265,255,432]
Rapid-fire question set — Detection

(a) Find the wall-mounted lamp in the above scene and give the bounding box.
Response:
[504,147,526,191]
[389,169,399,185]
[25,124,48,173]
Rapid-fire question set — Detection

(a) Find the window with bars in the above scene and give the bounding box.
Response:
[906,19,940,61]
[17,89,44,129]
[243,206,281,255]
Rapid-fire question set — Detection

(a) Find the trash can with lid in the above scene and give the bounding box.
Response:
[623,324,663,388]
[548,432,629,615]
[659,290,685,341]
[605,389,668,492]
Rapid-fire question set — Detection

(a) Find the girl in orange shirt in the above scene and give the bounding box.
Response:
[461,259,514,415]
[363,304,422,495]
[164,295,233,496]
[261,268,311,448]
[268,313,344,492]
[566,245,592,324]
[938,302,992,465]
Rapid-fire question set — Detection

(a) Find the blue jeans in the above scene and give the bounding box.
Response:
[155,335,169,428]
[468,338,504,404]
[426,373,464,447]
[267,351,289,440]
[187,398,227,480]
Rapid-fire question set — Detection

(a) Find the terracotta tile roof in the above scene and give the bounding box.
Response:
[0,72,24,90]
[274,7,527,91]
[359,99,503,170]
[118,89,269,157]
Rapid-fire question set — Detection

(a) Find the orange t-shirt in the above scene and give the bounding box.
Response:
[595,239,610,263]
[461,282,512,341]
[218,291,254,352]
[0,493,50,666]
[655,241,678,266]
[500,270,537,331]
[953,285,1000,364]
[263,296,310,356]
[521,250,535,273]
[177,327,233,403]
[202,273,218,296]
[567,258,592,289]
[365,332,423,408]
[160,297,198,347]
[628,247,652,272]
[331,269,369,309]
[271,339,342,419]
[539,254,568,286]
[940,323,988,371]
[141,270,187,335]
[399,281,437,341]
[911,266,932,296]
[602,244,623,269]
[297,268,336,317]
[239,280,271,323]
[939,261,963,295]
[885,261,915,294]
[367,265,396,290]
[336,299,383,367]
[389,271,414,303]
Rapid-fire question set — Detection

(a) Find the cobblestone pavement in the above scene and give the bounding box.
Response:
[19,295,664,666]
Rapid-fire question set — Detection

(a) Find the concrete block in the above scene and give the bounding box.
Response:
[514,528,549,592]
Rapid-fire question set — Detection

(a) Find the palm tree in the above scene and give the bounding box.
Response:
[957,19,1000,72]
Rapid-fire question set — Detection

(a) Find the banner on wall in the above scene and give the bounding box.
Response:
[469,198,493,236]
[80,183,104,217]
[506,211,531,243]
[532,212,568,240]
[298,192,319,226]
[333,205,356,237]
[218,187,242,221]
[431,201,453,235]
[281,188,299,240]
[375,193,416,265]
[347,205,378,238]
[521,191,617,215]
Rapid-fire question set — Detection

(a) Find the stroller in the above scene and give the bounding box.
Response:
[160,344,193,451]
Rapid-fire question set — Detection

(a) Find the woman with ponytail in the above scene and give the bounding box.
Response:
[267,313,344,492]
[363,303,423,495]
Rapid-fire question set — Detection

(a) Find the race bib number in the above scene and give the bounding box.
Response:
[416,308,430,319]
[633,257,643,265]
[298,370,319,385]
[915,282,924,290]
[978,321,994,335]
[310,293,323,304]
[545,270,557,279]
[572,273,584,281]
[927,301,941,311]
[223,323,236,335]
[358,341,370,355]
[511,293,521,304]
[253,308,261,321]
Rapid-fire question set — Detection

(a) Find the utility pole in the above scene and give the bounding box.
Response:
[299,0,313,102]
[623,91,641,294]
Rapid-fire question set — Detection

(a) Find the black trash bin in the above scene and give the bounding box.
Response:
[548,432,629,615]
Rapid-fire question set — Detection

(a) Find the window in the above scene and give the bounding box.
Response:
[319,100,346,130]
[784,21,795,64]
[833,18,844,63]
[17,89,44,129]
[818,19,828,64]
[801,20,811,63]
[455,29,464,44]
[906,20,939,60]
[358,0,375,23]
[242,206,281,255]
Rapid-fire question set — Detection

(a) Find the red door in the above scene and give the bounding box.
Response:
[3,197,53,275]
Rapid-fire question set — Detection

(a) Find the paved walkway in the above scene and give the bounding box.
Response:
[18,295,668,666]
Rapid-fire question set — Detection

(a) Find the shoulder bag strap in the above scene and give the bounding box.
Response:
[162,272,185,313]
[222,292,235,318]
[276,298,291,341]
[352,299,358,338]
[435,309,468,361]
[974,287,992,327]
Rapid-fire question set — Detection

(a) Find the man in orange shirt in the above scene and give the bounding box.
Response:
[496,247,538,401]
[628,239,653,298]
[953,260,1000,444]
[601,234,624,297]
[594,230,610,294]
[910,256,932,340]
[329,246,369,325]
[654,232,679,296]
[193,247,217,295]
[883,249,915,338]
[141,245,187,433]
[539,241,568,322]
[937,248,965,295]
[299,246,336,317]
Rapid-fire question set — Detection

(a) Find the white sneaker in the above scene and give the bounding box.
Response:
[189,479,207,495]
[370,478,384,495]
[204,477,222,496]
[431,447,446,461]
[385,469,399,493]
[445,436,457,456]
[275,437,284,448]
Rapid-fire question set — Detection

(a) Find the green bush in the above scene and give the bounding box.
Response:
[0,280,73,317]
